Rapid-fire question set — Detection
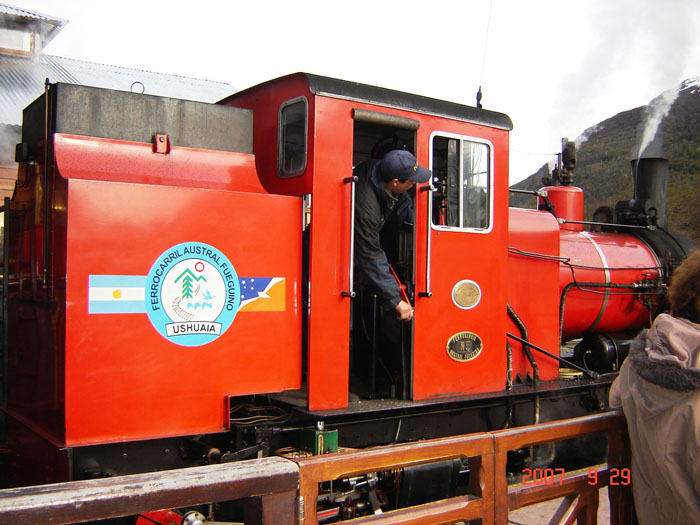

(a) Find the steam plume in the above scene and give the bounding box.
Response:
[636,88,678,158]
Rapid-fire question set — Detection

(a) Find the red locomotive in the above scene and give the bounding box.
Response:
[3,73,693,517]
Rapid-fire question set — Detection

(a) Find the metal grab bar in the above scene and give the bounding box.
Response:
[342,175,357,298]
[419,184,436,298]
[2,197,8,404]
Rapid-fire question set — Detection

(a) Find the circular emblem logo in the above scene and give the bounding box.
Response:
[446,332,483,362]
[146,242,240,346]
[452,280,481,310]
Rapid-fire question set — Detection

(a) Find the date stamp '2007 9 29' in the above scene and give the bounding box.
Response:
[522,467,631,486]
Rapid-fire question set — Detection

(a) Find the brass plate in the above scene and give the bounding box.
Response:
[452,280,481,309]
[447,331,483,362]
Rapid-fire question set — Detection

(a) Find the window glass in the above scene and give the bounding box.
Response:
[0,28,33,54]
[278,98,307,178]
[462,140,490,229]
[431,135,490,230]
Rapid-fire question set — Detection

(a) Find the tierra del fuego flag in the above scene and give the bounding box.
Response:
[238,277,286,311]
[88,275,286,314]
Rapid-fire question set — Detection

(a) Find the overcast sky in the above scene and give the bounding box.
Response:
[11,0,700,183]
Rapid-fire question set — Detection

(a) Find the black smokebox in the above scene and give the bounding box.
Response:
[616,157,669,228]
[631,157,668,228]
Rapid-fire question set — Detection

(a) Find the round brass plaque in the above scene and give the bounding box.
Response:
[446,332,483,362]
[452,280,481,309]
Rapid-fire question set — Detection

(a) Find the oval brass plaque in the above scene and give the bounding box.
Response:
[452,280,481,309]
[447,332,483,362]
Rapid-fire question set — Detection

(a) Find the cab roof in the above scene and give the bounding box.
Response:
[229,72,514,131]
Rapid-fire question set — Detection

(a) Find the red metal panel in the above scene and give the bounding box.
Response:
[541,186,584,231]
[559,231,659,339]
[507,208,561,381]
[64,177,302,445]
[305,97,354,410]
[54,134,267,194]
[413,121,510,399]
[221,74,315,197]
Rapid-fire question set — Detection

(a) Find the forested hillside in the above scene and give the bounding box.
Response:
[510,78,700,243]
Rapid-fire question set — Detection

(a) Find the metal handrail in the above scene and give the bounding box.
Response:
[419,184,436,298]
[1,196,9,406]
[343,175,358,298]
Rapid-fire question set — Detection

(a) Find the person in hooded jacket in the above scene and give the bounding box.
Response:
[610,250,700,525]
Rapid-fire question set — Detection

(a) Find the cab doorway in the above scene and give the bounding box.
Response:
[349,112,418,400]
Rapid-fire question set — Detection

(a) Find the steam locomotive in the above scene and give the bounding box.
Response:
[3,73,693,518]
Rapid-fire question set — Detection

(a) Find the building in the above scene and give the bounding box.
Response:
[0,2,236,201]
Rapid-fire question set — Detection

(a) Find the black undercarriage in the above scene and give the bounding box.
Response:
[71,373,614,481]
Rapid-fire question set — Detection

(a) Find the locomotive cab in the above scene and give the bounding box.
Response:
[224,73,513,410]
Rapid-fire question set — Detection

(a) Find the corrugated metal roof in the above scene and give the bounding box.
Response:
[0,3,63,22]
[0,54,237,125]
[0,2,67,47]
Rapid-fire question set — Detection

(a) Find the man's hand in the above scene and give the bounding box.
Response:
[395,300,414,321]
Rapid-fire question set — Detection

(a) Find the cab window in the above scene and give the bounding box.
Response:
[431,135,491,230]
[278,97,307,178]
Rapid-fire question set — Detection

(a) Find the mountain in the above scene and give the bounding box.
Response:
[510,77,700,244]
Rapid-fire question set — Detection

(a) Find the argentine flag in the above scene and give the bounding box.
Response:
[88,275,147,314]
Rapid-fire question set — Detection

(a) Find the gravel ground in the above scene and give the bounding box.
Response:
[507,487,611,524]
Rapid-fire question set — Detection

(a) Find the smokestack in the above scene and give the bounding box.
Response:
[630,157,669,228]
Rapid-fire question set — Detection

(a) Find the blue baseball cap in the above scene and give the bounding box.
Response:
[381,150,432,183]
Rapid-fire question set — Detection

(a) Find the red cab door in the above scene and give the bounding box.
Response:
[413,132,508,400]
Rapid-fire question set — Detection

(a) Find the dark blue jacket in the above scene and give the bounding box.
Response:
[353,159,413,308]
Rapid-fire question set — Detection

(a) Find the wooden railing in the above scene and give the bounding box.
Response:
[0,456,298,524]
[293,410,632,524]
[0,411,632,524]
[294,431,495,524]
[493,411,633,524]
